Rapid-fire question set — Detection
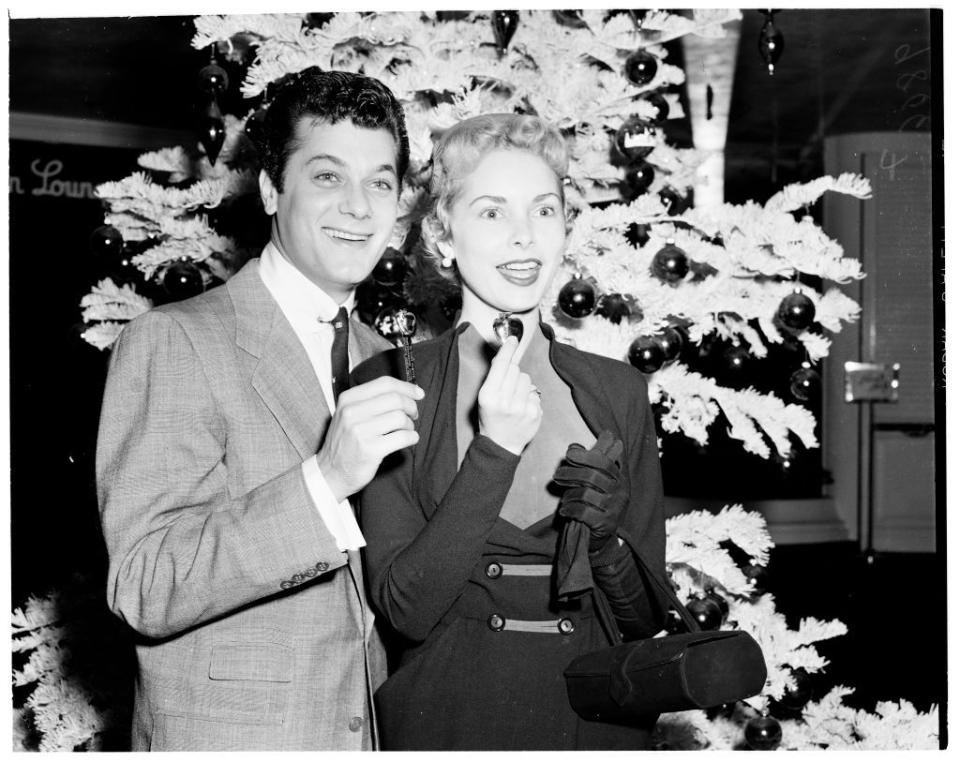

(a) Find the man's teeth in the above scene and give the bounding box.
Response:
[500,261,540,272]
[325,228,368,241]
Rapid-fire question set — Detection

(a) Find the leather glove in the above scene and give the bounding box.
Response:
[554,430,627,553]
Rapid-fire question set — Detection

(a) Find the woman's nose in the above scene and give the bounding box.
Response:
[511,217,534,248]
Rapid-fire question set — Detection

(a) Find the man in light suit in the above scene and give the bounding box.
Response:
[96,69,423,751]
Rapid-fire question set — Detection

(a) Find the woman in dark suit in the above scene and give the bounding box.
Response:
[354,113,668,750]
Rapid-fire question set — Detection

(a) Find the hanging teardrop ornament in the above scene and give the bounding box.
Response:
[491,10,520,56]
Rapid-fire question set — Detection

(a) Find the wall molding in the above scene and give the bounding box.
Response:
[9,111,192,150]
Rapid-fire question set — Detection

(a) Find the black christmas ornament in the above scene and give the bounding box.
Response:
[627,222,651,247]
[704,588,730,624]
[658,186,687,215]
[493,313,524,345]
[781,670,813,710]
[758,11,785,76]
[777,289,816,330]
[244,107,268,145]
[650,241,689,284]
[656,326,684,364]
[628,336,665,374]
[372,248,407,287]
[356,280,402,324]
[553,9,587,28]
[624,48,659,87]
[557,277,598,319]
[615,116,657,162]
[374,307,417,341]
[686,595,724,631]
[745,715,783,751]
[596,293,633,325]
[663,610,684,635]
[436,11,471,21]
[743,563,770,596]
[162,260,205,301]
[198,63,230,95]
[491,10,520,55]
[789,364,821,402]
[198,99,226,164]
[89,225,124,260]
[646,92,670,123]
[623,161,656,196]
[724,344,752,375]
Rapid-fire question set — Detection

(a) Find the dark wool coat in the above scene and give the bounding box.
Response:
[354,322,669,750]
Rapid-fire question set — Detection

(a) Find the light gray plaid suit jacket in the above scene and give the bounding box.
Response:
[96,258,392,751]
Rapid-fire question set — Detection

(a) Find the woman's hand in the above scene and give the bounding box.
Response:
[477,336,542,455]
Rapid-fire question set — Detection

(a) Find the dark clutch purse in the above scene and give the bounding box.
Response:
[564,546,767,723]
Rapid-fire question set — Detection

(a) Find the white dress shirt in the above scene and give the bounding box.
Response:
[258,242,366,551]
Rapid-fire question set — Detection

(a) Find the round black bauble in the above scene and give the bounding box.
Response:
[627,222,651,247]
[615,116,657,162]
[704,588,730,624]
[372,248,407,287]
[686,596,724,631]
[650,243,689,283]
[646,92,670,123]
[356,280,402,324]
[491,10,520,53]
[198,63,229,95]
[781,670,813,710]
[624,48,659,87]
[758,15,785,75]
[656,326,684,363]
[790,366,821,402]
[777,290,816,330]
[90,225,124,260]
[658,186,687,215]
[493,313,524,345]
[198,99,226,164]
[743,563,770,596]
[724,344,752,375]
[745,715,783,751]
[628,336,665,374]
[244,107,268,145]
[162,261,205,301]
[596,293,632,325]
[374,307,417,340]
[557,278,598,319]
[624,162,656,196]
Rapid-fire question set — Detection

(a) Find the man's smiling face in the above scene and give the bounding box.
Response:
[260,117,400,302]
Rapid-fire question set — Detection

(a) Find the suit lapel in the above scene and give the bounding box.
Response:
[229,261,331,461]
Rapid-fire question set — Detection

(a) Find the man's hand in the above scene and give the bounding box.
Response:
[478,336,542,455]
[316,376,424,502]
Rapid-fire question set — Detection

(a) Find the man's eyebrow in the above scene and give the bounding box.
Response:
[305,155,398,176]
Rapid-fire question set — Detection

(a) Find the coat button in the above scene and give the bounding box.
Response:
[348,716,363,732]
[316,561,329,572]
[280,581,293,590]
[558,618,575,634]
[485,562,503,579]
[487,614,505,632]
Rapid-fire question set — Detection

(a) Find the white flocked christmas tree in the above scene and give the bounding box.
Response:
[15,9,938,751]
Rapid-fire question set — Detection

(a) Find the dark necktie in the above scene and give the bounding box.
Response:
[330,306,350,403]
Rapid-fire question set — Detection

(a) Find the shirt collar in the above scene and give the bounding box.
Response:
[258,241,356,332]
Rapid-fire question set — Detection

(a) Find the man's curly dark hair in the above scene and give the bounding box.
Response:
[258,67,409,194]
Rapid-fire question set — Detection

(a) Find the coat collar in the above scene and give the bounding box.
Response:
[227,259,330,461]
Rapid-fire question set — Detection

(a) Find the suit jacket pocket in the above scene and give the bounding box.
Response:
[151,712,283,751]
[209,642,294,683]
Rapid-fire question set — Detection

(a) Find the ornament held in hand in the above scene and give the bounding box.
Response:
[493,313,524,345]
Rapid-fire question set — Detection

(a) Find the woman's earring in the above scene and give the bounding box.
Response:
[441,255,454,268]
